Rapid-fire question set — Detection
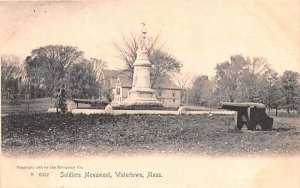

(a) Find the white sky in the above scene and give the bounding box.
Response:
[0,0,299,76]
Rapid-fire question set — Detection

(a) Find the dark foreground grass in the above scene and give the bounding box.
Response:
[1,113,300,157]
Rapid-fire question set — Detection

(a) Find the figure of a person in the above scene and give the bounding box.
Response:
[54,88,60,99]
[60,88,66,102]
[56,87,67,113]
[139,22,147,51]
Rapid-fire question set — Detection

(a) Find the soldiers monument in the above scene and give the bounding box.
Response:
[121,23,163,107]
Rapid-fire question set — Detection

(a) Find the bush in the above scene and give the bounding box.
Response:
[90,101,109,109]
[112,104,178,111]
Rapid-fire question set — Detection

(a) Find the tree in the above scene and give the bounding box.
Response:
[189,75,213,106]
[1,55,22,81]
[1,55,22,98]
[260,69,281,115]
[114,33,182,87]
[280,71,299,114]
[66,60,99,99]
[296,84,300,114]
[89,58,107,81]
[215,55,271,103]
[88,58,114,101]
[25,45,83,97]
[215,55,247,102]
[172,72,193,104]
[237,57,270,102]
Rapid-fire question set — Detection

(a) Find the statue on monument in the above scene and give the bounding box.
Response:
[139,22,148,51]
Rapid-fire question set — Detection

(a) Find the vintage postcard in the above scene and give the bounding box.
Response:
[1,0,299,187]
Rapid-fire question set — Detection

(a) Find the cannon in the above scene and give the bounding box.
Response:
[219,102,273,131]
[72,98,109,109]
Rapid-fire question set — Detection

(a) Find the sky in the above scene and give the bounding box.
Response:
[0,0,299,77]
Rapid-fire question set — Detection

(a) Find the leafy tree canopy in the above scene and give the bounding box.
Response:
[25,45,83,96]
[114,33,182,87]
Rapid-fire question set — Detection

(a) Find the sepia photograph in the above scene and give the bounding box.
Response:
[1,0,300,187]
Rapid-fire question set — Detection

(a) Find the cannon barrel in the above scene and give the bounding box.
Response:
[219,102,266,111]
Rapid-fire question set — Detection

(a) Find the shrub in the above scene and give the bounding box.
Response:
[112,104,178,111]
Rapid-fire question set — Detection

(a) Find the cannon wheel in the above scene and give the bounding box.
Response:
[247,119,256,131]
[236,118,243,130]
[237,113,248,130]
[237,119,247,130]
[237,124,243,130]
[247,124,256,131]
[260,123,272,131]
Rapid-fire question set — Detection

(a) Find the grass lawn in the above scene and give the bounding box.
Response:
[2,113,300,157]
[1,98,54,114]
[1,98,92,114]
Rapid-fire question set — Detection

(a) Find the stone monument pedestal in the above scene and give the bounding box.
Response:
[122,88,163,106]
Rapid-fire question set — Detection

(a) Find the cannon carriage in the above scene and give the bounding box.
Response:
[219,102,273,131]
